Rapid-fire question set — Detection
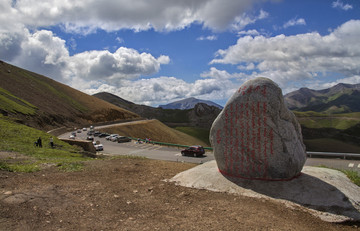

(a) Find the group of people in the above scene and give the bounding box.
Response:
[136,138,152,144]
[34,137,54,148]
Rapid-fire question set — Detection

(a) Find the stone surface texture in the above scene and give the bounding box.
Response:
[210,77,306,180]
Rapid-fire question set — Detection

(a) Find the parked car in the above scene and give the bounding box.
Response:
[93,131,101,137]
[110,135,120,142]
[69,135,75,140]
[98,133,110,138]
[117,136,131,143]
[82,127,87,131]
[86,136,94,141]
[181,145,205,157]
[106,134,119,141]
[94,144,103,151]
[77,129,82,133]
[71,132,76,137]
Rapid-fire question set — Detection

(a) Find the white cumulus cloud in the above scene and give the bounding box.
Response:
[0,29,170,84]
[210,20,360,91]
[2,0,269,34]
[84,76,235,106]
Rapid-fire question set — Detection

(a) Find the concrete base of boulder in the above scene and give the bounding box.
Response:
[169,160,360,223]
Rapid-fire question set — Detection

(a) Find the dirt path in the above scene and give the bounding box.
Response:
[0,158,358,230]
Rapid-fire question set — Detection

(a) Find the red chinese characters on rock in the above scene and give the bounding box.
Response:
[218,85,274,179]
[238,85,267,97]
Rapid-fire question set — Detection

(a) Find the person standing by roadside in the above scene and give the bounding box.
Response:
[37,137,42,148]
[50,137,54,148]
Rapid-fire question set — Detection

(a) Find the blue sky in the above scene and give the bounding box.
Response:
[1,0,360,106]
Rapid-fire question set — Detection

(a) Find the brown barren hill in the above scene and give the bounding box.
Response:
[100,119,208,146]
[0,61,139,130]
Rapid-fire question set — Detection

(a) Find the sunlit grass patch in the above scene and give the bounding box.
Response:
[0,161,40,172]
[0,87,37,115]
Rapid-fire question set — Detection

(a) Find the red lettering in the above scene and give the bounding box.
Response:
[216,129,222,144]
[235,127,239,174]
[270,128,274,155]
[261,85,267,97]
[263,102,267,114]
[246,85,253,94]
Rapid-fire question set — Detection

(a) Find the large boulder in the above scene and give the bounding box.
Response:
[210,77,306,180]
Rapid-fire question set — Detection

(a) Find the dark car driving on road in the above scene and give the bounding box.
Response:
[181,145,205,157]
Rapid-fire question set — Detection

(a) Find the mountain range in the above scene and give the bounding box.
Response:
[93,92,221,129]
[158,97,223,110]
[284,83,360,113]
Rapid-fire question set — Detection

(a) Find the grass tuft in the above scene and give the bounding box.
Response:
[57,162,85,172]
[340,170,360,187]
[316,165,360,187]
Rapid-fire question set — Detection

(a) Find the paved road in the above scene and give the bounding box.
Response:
[59,127,360,172]
[58,128,213,164]
[305,158,360,173]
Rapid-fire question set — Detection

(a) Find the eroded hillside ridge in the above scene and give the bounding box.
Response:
[0,61,139,130]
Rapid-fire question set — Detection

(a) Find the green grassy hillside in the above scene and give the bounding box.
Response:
[294,111,360,153]
[174,127,210,146]
[0,115,89,172]
[294,111,360,130]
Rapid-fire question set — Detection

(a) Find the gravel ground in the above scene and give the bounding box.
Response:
[0,157,359,230]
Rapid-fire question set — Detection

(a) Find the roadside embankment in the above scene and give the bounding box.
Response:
[59,138,96,155]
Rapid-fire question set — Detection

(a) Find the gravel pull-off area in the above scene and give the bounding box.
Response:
[1,158,359,230]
